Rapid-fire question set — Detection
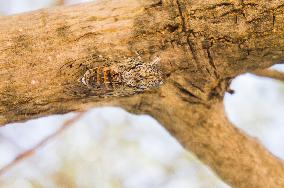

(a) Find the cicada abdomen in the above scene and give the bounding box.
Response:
[79,65,121,92]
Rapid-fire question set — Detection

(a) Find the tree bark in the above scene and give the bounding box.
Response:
[139,83,284,188]
[0,0,284,187]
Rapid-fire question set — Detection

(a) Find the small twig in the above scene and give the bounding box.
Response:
[0,112,85,176]
[56,0,65,5]
[0,133,43,174]
[251,69,284,82]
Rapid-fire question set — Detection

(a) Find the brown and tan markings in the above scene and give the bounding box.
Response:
[59,53,164,98]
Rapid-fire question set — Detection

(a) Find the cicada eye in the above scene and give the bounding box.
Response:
[80,69,93,86]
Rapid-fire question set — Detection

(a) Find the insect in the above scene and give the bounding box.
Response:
[59,53,163,98]
[79,65,120,91]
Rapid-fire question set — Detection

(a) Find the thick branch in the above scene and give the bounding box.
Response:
[0,1,284,187]
[0,0,283,124]
[139,83,284,188]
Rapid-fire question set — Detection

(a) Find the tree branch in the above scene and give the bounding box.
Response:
[139,83,284,188]
[252,69,284,82]
[57,0,64,5]
[0,0,284,187]
[0,0,283,125]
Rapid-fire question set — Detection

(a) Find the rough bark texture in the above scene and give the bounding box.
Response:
[139,85,284,188]
[0,0,284,187]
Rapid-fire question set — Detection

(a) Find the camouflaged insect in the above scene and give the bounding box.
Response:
[60,54,163,97]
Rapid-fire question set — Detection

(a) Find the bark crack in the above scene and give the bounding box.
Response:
[173,81,204,103]
[176,0,187,32]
